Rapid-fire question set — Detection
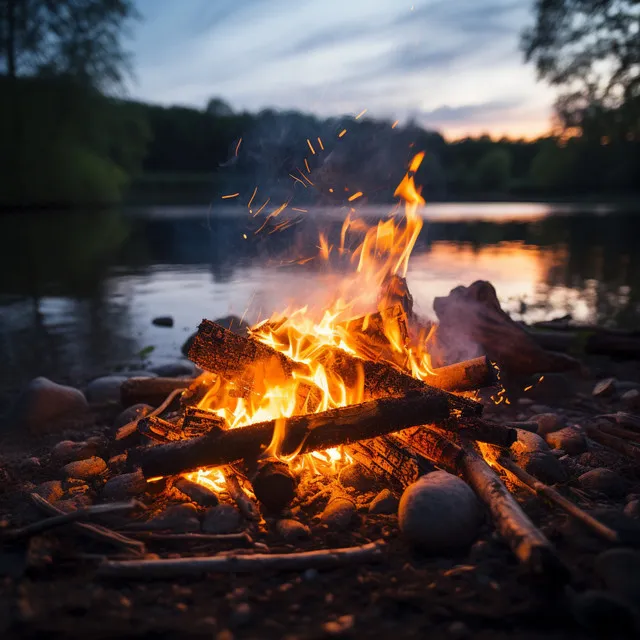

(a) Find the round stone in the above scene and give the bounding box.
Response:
[62,456,107,480]
[578,468,626,498]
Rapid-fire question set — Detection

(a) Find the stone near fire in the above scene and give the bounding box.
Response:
[338,463,376,492]
[102,470,147,500]
[10,377,89,435]
[276,518,311,542]
[56,495,93,512]
[152,503,201,532]
[510,429,567,484]
[398,471,480,551]
[33,480,64,503]
[595,548,640,604]
[368,489,399,515]
[202,504,242,534]
[545,426,587,455]
[114,403,154,429]
[621,389,640,411]
[84,376,129,404]
[533,413,564,436]
[62,456,107,480]
[150,361,199,377]
[174,477,219,507]
[321,492,357,531]
[152,315,174,327]
[624,500,640,519]
[52,440,99,465]
[579,468,626,498]
[593,377,617,398]
[570,590,638,636]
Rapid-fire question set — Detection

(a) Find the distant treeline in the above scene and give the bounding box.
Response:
[2,77,639,208]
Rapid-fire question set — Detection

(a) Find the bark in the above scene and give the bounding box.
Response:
[585,425,640,461]
[247,458,297,513]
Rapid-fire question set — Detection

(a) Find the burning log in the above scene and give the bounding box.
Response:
[443,416,518,448]
[97,540,385,579]
[120,377,192,408]
[223,469,261,521]
[246,458,297,513]
[424,356,496,392]
[131,390,455,479]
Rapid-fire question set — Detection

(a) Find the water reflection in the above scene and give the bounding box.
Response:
[1,203,639,404]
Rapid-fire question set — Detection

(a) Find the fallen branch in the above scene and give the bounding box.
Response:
[97,540,385,579]
[30,494,145,555]
[125,531,254,545]
[585,425,640,461]
[596,422,640,445]
[496,455,620,545]
[116,387,185,441]
[131,391,454,478]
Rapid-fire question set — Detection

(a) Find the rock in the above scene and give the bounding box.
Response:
[114,404,153,430]
[152,316,174,327]
[230,602,252,627]
[593,377,616,398]
[624,500,640,519]
[202,504,241,534]
[62,457,107,480]
[338,463,376,492]
[511,429,549,454]
[276,519,311,542]
[181,332,198,357]
[84,376,129,404]
[571,589,638,636]
[56,495,93,511]
[152,503,200,532]
[33,480,64,503]
[545,426,587,455]
[447,621,471,640]
[578,468,626,498]
[621,389,640,411]
[174,477,219,507]
[322,614,355,636]
[595,548,640,604]
[150,361,198,377]
[9,377,89,434]
[615,412,640,430]
[398,471,480,551]
[102,471,147,500]
[52,440,99,464]
[533,413,564,436]
[511,430,566,484]
[368,489,399,515]
[321,492,357,530]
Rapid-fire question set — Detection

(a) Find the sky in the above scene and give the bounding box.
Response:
[129,0,557,140]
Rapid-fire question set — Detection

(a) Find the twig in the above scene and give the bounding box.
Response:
[497,455,620,545]
[2,500,142,541]
[585,426,640,461]
[97,540,385,579]
[30,494,145,555]
[224,468,260,521]
[116,387,185,441]
[125,531,254,545]
[596,423,640,444]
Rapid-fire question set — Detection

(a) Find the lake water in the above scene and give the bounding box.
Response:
[1,202,639,407]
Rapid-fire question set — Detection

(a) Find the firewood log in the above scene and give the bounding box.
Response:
[246,458,297,513]
[120,377,192,408]
[130,391,455,479]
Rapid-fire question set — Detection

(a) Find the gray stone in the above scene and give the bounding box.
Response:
[174,477,219,507]
[511,429,566,484]
[338,463,376,492]
[33,480,64,503]
[202,504,242,534]
[593,377,617,398]
[152,503,201,532]
[321,492,357,530]
[621,389,640,411]
[10,377,89,434]
[398,471,480,551]
[578,468,626,498]
[534,413,564,436]
[102,471,147,500]
[571,590,638,636]
[150,361,198,377]
[595,548,640,604]
[152,316,174,327]
[276,518,311,542]
[511,429,549,454]
[114,403,154,430]
[624,500,640,519]
[545,426,587,455]
[368,489,399,515]
[84,376,129,404]
[52,440,99,464]
[62,456,107,480]
[230,602,252,627]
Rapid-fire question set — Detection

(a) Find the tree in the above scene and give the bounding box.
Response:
[0,0,138,90]
[475,148,512,192]
[205,97,234,117]
[522,1,640,139]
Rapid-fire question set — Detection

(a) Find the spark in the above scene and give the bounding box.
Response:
[289,173,308,188]
[317,137,324,150]
[248,186,258,208]
[304,158,311,173]
[538,375,545,382]
[235,138,242,156]
[292,207,308,213]
[523,385,533,392]
[221,193,239,199]
[348,192,363,202]
[329,188,334,193]
[253,197,270,217]
[392,120,399,129]
[307,139,316,155]
[242,233,247,239]
[338,129,347,138]
[355,109,367,120]
[297,168,314,186]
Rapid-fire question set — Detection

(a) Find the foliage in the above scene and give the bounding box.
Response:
[474,148,512,192]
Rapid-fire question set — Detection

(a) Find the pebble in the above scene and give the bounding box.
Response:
[150,361,198,377]
[322,614,355,636]
[338,463,376,492]
[533,413,564,436]
[595,548,640,603]
[9,377,89,434]
[52,440,99,464]
[578,468,626,498]
[152,315,174,327]
[624,500,640,519]
[398,471,480,551]
[114,403,153,430]
[592,377,616,398]
[545,426,587,455]
[368,489,399,515]
[621,389,640,411]
[447,620,471,639]
[510,430,567,484]
[84,376,129,404]
[152,503,201,532]
[202,504,242,534]
[230,602,252,627]
[276,518,311,542]
[62,456,107,480]
[571,589,638,636]
[174,477,219,507]
[321,492,357,530]
[33,480,64,503]
[102,470,148,500]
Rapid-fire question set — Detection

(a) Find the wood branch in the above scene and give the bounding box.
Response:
[431,281,581,375]
[120,377,192,408]
[247,458,297,513]
[496,456,620,545]
[348,435,433,491]
[125,532,254,545]
[131,391,455,479]
[97,540,385,579]
[395,427,465,473]
[223,469,261,521]
[423,356,497,392]
[585,425,640,461]
[596,422,640,444]
[138,415,183,443]
[29,494,145,555]
[441,416,518,447]
[190,319,481,417]
[1,500,142,541]
[182,406,227,438]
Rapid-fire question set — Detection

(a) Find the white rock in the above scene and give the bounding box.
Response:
[321,492,357,530]
[511,429,566,484]
[84,376,129,404]
[10,377,89,434]
[398,471,480,551]
[592,377,616,398]
[202,504,241,534]
[276,519,311,542]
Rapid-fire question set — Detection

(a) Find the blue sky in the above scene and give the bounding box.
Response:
[129,0,555,139]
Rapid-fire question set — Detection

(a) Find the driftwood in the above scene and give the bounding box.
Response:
[431,281,580,375]
[125,532,254,545]
[131,391,455,479]
[97,540,385,578]
[596,422,640,444]
[585,425,640,461]
[30,494,145,555]
[120,377,192,408]
[224,469,261,521]
[496,456,620,545]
